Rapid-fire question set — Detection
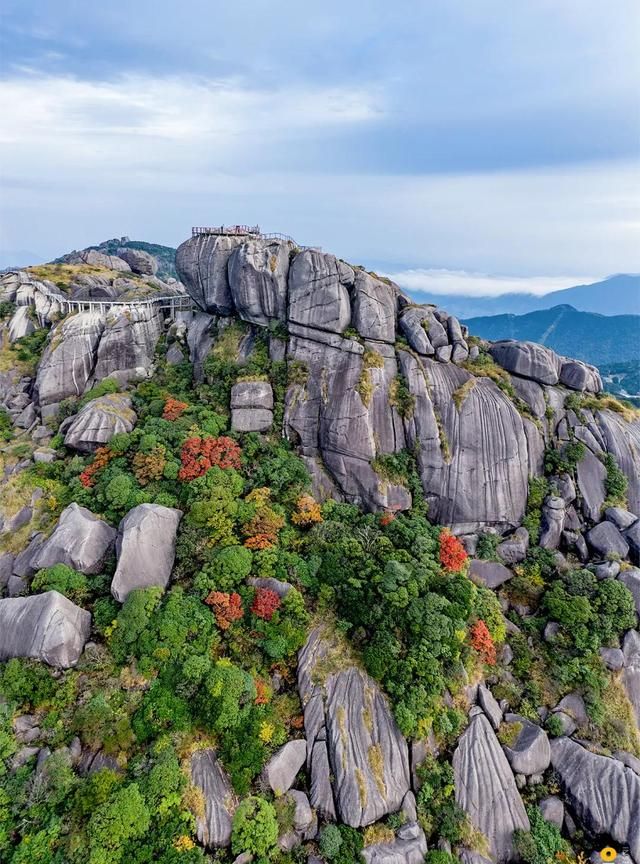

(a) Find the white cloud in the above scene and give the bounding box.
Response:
[381,269,600,297]
[0,73,380,147]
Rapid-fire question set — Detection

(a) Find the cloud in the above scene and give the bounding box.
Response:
[0,74,381,146]
[381,269,600,298]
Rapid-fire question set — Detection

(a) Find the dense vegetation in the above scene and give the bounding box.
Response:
[0,327,637,864]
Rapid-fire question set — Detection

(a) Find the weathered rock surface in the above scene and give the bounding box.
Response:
[477,684,502,731]
[586,521,629,559]
[361,822,428,864]
[453,713,529,863]
[489,341,561,386]
[352,270,397,343]
[551,737,640,861]
[228,238,293,326]
[68,249,131,271]
[190,749,237,848]
[539,795,564,828]
[35,313,105,409]
[576,449,607,523]
[502,715,551,776]
[539,496,566,550]
[627,520,640,566]
[93,306,163,382]
[230,379,274,432]
[606,507,638,531]
[111,504,182,602]
[116,247,158,275]
[8,306,35,342]
[0,591,91,667]
[469,559,514,589]
[622,630,640,730]
[297,628,410,828]
[496,527,529,564]
[288,250,352,334]
[31,503,116,575]
[619,568,640,617]
[63,393,136,452]
[261,739,306,794]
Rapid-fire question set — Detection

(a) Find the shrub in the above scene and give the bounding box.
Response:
[162,397,188,421]
[602,452,628,505]
[251,587,281,621]
[439,530,468,573]
[80,446,114,488]
[178,436,242,481]
[204,591,244,630]
[31,564,89,604]
[476,532,500,560]
[514,805,571,864]
[319,824,343,859]
[231,796,278,858]
[291,494,323,526]
[470,620,496,665]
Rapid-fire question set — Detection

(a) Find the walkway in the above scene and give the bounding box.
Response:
[57,294,196,316]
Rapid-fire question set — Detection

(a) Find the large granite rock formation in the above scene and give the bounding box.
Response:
[0,591,91,667]
[172,231,640,531]
[297,628,411,828]
[63,393,137,452]
[190,749,237,848]
[30,503,116,575]
[116,247,158,275]
[111,504,182,602]
[35,313,105,411]
[453,712,529,863]
[551,737,640,862]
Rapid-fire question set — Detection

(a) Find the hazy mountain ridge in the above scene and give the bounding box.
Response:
[409,273,640,318]
[463,303,640,367]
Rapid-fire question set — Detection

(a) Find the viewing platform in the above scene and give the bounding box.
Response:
[191,225,320,250]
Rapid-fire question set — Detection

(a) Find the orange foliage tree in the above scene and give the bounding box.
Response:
[291,494,323,527]
[204,590,244,630]
[132,446,167,486]
[242,487,284,549]
[178,436,242,481]
[439,530,468,573]
[162,397,189,421]
[470,619,496,665]
[80,447,115,488]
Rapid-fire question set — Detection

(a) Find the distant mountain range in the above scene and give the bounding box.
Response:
[409,274,640,318]
[463,304,640,370]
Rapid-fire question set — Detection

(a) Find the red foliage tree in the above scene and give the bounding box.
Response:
[204,590,244,630]
[379,512,395,527]
[251,588,281,621]
[439,530,468,573]
[162,397,189,421]
[178,436,242,481]
[470,619,496,665]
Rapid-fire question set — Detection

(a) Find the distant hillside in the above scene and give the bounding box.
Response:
[54,238,178,281]
[409,273,640,318]
[463,304,640,367]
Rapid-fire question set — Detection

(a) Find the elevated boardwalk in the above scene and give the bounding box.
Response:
[57,295,195,316]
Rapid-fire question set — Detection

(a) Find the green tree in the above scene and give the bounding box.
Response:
[231,796,278,858]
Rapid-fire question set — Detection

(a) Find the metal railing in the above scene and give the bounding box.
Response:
[192,225,260,237]
[56,295,195,315]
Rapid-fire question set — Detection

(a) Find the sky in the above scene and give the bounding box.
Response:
[1,0,639,296]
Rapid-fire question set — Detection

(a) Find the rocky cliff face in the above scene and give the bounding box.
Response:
[176,232,639,536]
